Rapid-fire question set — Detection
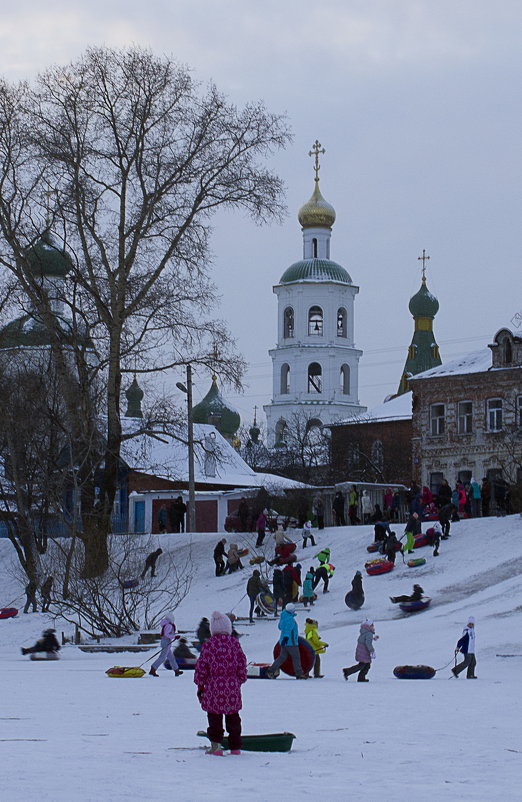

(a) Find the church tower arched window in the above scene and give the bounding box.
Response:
[283,307,294,338]
[308,362,322,393]
[308,306,323,336]
[504,337,513,364]
[337,307,347,338]
[340,364,350,394]
[312,237,318,258]
[280,363,290,394]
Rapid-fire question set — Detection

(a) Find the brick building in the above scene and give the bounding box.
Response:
[329,392,413,485]
[409,328,522,496]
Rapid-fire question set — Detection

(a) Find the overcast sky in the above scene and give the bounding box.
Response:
[2,1,521,428]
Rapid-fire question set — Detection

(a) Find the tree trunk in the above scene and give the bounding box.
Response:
[80,526,109,578]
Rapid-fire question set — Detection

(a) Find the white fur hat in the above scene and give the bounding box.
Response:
[210,610,232,635]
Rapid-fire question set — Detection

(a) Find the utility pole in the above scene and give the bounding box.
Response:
[176,364,196,532]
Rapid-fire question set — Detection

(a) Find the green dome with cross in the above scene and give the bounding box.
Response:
[192,376,240,440]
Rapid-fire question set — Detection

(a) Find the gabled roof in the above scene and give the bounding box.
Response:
[332,391,413,426]
[410,348,492,380]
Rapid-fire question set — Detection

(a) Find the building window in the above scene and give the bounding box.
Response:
[504,337,513,364]
[371,440,384,472]
[280,363,290,394]
[308,362,322,393]
[408,344,417,359]
[308,306,323,336]
[432,344,440,360]
[430,403,445,435]
[283,307,294,339]
[486,398,503,432]
[312,237,318,258]
[337,307,347,338]
[457,401,473,434]
[518,395,522,428]
[429,472,443,496]
[275,418,287,445]
[340,364,350,395]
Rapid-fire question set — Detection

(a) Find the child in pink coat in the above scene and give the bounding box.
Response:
[194,610,247,755]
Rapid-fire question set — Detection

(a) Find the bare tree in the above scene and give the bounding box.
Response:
[0,47,290,575]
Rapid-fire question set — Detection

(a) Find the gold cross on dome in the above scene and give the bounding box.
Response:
[309,140,325,183]
[418,249,430,281]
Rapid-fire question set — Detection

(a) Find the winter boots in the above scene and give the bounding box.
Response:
[206,742,224,756]
[149,666,159,677]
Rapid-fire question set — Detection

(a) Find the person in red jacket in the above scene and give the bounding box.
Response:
[194,611,247,756]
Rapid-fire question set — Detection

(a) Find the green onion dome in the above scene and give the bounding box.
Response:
[279,258,351,285]
[408,277,439,318]
[25,230,74,278]
[192,376,240,439]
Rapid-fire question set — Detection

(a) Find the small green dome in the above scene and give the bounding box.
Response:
[298,183,336,229]
[409,278,439,318]
[192,376,240,439]
[279,258,351,285]
[25,230,74,278]
[125,376,144,418]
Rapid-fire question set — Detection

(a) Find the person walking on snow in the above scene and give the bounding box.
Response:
[255,509,267,548]
[302,568,315,607]
[266,603,307,679]
[301,520,316,548]
[40,576,54,612]
[343,619,379,682]
[141,548,163,579]
[149,614,183,676]
[23,579,38,613]
[402,512,420,555]
[194,610,247,756]
[304,618,328,678]
[213,538,227,577]
[246,570,268,623]
[313,561,334,593]
[452,616,477,679]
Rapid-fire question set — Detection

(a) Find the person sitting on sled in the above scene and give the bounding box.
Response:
[390,584,424,604]
[21,629,61,657]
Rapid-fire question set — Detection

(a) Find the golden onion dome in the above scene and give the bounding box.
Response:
[298,182,336,229]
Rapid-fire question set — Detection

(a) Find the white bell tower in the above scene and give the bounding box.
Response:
[264,141,366,447]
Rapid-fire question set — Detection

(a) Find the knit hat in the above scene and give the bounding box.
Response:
[355,570,361,576]
[467,616,475,625]
[210,610,232,635]
[363,618,373,626]
[285,603,296,613]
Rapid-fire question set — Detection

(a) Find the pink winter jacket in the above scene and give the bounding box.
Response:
[194,633,247,715]
[160,619,176,641]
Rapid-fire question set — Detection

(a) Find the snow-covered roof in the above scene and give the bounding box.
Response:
[120,420,308,490]
[410,348,492,380]
[334,391,412,425]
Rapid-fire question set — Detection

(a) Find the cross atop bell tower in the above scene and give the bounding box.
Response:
[418,248,430,282]
[308,139,325,184]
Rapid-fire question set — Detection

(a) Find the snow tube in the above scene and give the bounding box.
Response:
[407,557,426,567]
[393,664,436,680]
[30,652,60,661]
[121,578,139,589]
[345,591,365,610]
[365,558,394,576]
[272,636,315,677]
[413,533,430,549]
[366,542,380,553]
[0,607,18,619]
[257,591,276,615]
[247,662,273,679]
[399,597,432,613]
[105,666,146,678]
[275,543,296,560]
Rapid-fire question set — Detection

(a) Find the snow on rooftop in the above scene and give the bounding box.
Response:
[120,420,308,490]
[411,347,492,380]
[336,390,412,425]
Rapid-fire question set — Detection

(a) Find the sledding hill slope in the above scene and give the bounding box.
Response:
[0,515,521,802]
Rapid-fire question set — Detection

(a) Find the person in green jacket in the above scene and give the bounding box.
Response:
[315,547,330,565]
[304,618,328,678]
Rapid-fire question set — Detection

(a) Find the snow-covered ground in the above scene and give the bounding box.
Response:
[1,514,522,801]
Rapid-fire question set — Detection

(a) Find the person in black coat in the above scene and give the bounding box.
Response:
[345,570,364,610]
[246,570,268,622]
[385,532,399,564]
[141,548,163,579]
[22,629,60,656]
[170,496,187,532]
[40,576,54,612]
[390,584,424,604]
[23,579,38,614]
[213,538,227,577]
[438,504,454,538]
[332,492,346,526]
[437,478,452,507]
[196,617,211,649]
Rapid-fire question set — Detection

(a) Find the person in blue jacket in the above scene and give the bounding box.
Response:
[266,603,307,679]
[452,616,477,678]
